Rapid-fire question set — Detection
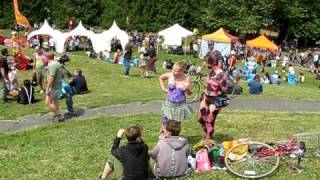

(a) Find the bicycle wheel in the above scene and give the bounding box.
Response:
[186,80,201,103]
[225,142,280,179]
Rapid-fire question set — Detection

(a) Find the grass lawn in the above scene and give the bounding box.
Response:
[0,111,320,179]
[0,46,319,120]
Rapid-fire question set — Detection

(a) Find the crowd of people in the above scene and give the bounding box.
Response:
[0,46,89,120]
[2,30,320,179]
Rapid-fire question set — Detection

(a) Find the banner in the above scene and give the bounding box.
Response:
[13,0,31,28]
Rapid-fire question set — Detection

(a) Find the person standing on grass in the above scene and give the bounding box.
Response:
[160,61,193,126]
[145,43,158,77]
[45,53,64,122]
[197,60,228,139]
[0,48,10,103]
[33,49,48,94]
[123,37,133,77]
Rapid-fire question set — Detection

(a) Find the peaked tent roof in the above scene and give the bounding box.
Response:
[27,19,60,40]
[159,24,192,37]
[67,21,94,38]
[246,35,278,50]
[202,28,238,43]
[158,24,192,46]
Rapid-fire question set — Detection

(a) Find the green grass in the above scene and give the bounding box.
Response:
[0,47,319,120]
[0,112,319,179]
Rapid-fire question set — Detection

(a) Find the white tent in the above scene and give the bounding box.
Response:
[66,21,94,39]
[102,21,129,51]
[90,33,110,53]
[90,21,129,53]
[27,19,65,52]
[27,19,60,40]
[158,24,192,46]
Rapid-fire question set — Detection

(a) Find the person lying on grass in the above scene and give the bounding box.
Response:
[98,125,150,180]
[149,120,194,179]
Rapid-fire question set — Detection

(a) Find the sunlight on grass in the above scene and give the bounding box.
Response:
[0,112,319,179]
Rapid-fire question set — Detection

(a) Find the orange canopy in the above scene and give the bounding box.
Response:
[246,35,278,50]
[202,28,238,43]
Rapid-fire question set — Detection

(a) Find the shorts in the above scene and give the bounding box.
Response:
[36,68,47,84]
[49,89,60,100]
[107,155,123,179]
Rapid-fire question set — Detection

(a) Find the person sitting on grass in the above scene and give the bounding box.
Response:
[149,120,194,179]
[261,72,271,84]
[113,49,122,64]
[69,69,88,94]
[270,71,281,85]
[248,74,263,94]
[97,125,150,180]
[7,66,19,98]
[287,65,297,85]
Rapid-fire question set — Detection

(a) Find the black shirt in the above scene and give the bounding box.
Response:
[111,137,150,180]
[69,75,88,94]
[124,42,132,60]
[0,56,9,78]
[148,46,156,58]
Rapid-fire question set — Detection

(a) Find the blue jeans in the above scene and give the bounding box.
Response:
[65,91,74,113]
[124,57,131,76]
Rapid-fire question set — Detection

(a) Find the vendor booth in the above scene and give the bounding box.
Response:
[200,28,238,57]
[158,24,192,54]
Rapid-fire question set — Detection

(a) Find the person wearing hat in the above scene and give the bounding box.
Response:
[123,37,133,77]
[0,48,10,103]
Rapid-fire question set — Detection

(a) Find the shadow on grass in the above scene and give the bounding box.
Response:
[213,133,234,143]
[186,133,234,145]
[186,135,202,145]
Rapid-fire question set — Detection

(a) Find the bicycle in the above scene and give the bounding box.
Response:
[224,136,309,179]
[186,73,238,104]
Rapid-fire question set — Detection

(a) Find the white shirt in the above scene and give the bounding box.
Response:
[49,38,55,47]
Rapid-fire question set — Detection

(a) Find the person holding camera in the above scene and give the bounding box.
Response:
[97,125,150,180]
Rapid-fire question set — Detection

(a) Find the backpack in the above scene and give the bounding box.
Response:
[17,86,34,105]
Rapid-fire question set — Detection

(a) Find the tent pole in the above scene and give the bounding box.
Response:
[184,37,187,56]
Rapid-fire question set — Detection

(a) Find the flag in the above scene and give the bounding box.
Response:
[13,0,31,29]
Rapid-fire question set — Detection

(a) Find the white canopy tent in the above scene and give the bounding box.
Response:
[27,20,129,54]
[66,21,94,39]
[158,24,192,46]
[27,19,64,52]
[90,21,129,53]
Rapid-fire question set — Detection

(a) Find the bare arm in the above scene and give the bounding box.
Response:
[0,68,7,82]
[185,76,193,95]
[197,57,208,73]
[159,73,170,93]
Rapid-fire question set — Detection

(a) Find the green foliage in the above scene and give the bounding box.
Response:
[1,0,319,43]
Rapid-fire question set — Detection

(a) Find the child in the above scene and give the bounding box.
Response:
[149,120,193,178]
[98,125,150,180]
